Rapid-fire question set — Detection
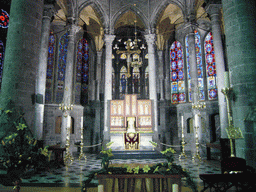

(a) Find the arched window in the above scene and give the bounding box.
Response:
[170,41,185,103]
[76,38,89,105]
[45,31,56,103]
[186,30,204,102]
[120,66,127,99]
[204,32,218,100]
[132,66,140,94]
[56,32,68,103]
[0,40,4,91]
[0,9,9,29]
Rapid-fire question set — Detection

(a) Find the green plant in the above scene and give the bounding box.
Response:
[0,101,50,180]
[100,142,114,170]
[83,146,197,192]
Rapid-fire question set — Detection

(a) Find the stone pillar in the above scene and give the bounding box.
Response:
[34,5,54,140]
[0,0,44,143]
[157,50,164,100]
[222,0,256,166]
[187,29,199,106]
[187,27,200,156]
[103,35,115,138]
[145,34,158,134]
[206,4,228,138]
[96,51,103,101]
[60,22,80,147]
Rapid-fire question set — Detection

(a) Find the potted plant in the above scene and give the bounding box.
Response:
[0,101,50,190]
[82,143,197,192]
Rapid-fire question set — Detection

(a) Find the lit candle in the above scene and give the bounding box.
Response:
[224,71,230,88]
[172,184,178,192]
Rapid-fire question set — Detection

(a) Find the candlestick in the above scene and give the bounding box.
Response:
[81,116,83,128]
[179,115,187,161]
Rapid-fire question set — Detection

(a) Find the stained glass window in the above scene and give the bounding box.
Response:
[56,32,68,103]
[45,31,55,103]
[76,38,89,105]
[0,9,9,28]
[170,41,185,103]
[0,40,4,91]
[145,66,149,97]
[186,30,205,102]
[120,66,127,99]
[205,32,218,100]
[132,66,140,95]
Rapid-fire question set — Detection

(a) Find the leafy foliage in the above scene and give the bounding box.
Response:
[83,146,197,192]
[0,100,50,180]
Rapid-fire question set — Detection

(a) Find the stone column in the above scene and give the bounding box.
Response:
[96,51,103,101]
[145,34,158,133]
[103,35,115,137]
[222,0,256,166]
[157,50,164,100]
[187,29,199,106]
[206,4,228,138]
[34,5,54,140]
[187,27,201,156]
[0,0,44,145]
[60,21,80,147]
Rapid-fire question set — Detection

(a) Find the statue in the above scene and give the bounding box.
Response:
[127,117,136,133]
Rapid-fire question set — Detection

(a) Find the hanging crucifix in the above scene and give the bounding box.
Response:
[116,38,141,78]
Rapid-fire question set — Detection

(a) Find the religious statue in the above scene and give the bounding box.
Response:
[127,117,136,133]
[121,74,126,94]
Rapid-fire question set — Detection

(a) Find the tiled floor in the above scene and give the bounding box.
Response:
[16,151,221,188]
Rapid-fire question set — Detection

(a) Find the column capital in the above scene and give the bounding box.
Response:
[144,34,156,45]
[206,4,222,17]
[97,50,103,57]
[43,4,55,19]
[104,34,115,44]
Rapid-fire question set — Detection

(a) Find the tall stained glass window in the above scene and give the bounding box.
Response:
[132,66,140,95]
[0,40,4,91]
[56,32,68,103]
[120,66,127,99]
[76,38,89,105]
[45,31,55,103]
[205,32,217,100]
[186,30,204,102]
[170,41,185,103]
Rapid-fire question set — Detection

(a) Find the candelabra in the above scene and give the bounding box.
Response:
[64,122,74,166]
[79,124,86,161]
[192,125,201,162]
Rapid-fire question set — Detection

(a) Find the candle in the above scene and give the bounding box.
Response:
[81,116,83,128]
[224,71,230,88]
[98,185,104,192]
[67,115,71,128]
[181,116,184,128]
[172,184,178,192]
[195,114,198,127]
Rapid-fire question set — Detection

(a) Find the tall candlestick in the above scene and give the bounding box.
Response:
[195,114,198,127]
[181,116,184,128]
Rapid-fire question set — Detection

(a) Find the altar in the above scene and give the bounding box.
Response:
[109,94,154,151]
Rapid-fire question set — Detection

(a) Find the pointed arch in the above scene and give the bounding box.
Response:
[151,0,185,30]
[111,5,149,31]
[78,0,108,29]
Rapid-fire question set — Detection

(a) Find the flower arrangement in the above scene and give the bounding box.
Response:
[0,101,50,181]
[83,143,197,192]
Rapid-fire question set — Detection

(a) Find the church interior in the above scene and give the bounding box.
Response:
[0,0,256,191]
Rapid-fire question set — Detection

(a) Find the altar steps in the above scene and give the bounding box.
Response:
[110,150,165,159]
